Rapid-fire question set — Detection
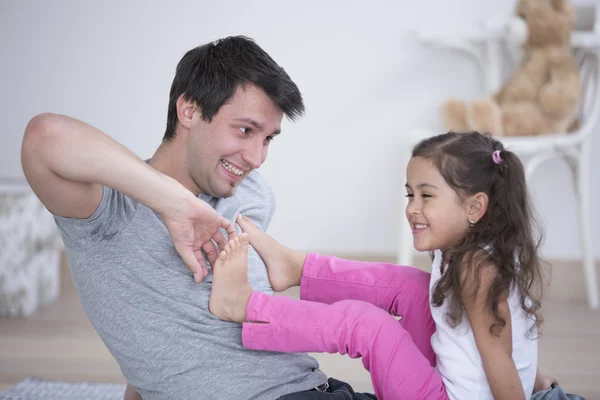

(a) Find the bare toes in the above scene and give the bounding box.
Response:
[237,214,257,233]
[234,237,244,256]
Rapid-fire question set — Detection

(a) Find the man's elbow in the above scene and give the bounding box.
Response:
[21,113,59,167]
[23,113,59,145]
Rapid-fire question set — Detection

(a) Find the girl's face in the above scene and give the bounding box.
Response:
[405,156,472,252]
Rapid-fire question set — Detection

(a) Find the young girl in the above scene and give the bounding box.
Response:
[209,131,548,400]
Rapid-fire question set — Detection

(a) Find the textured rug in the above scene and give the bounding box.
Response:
[0,378,126,399]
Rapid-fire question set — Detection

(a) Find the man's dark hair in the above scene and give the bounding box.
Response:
[163,35,304,140]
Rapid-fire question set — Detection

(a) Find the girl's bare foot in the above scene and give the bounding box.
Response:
[236,214,306,292]
[208,234,253,323]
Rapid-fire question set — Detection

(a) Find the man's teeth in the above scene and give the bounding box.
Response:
[414,224,428,229]
[221,160,243,176]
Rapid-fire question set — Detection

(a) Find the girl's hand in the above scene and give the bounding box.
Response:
[534,369,558,392]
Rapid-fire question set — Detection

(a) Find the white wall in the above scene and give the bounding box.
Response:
[2,0,598,260]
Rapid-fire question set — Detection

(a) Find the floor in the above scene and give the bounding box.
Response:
[1,253,599,399]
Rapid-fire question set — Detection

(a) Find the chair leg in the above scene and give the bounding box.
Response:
[524,149,598,309]
[575,145,599,310]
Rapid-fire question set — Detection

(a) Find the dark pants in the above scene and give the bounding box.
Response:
[277,378,377,400]
[530,384,586,400]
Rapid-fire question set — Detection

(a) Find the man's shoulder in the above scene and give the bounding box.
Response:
[237,170,275,201]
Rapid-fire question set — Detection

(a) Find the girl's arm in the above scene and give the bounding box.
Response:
[462,264,526,400]
[534,368,558,393]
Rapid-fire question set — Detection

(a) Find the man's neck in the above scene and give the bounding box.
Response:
[150,137,203,197]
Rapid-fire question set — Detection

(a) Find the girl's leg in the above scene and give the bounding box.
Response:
[300,254,435,365]
[209,236,447,400]
[236,215,435,365]
[243,292,448,400]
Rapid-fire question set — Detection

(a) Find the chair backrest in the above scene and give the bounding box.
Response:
[572,0,598,35]
[569,1,600,141]
[571,40,600,141]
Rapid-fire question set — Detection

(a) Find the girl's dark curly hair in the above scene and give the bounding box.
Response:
[412,131,545,335]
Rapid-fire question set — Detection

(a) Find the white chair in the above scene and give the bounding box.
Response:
[397,6,600,310]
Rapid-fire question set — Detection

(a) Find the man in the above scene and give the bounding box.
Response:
[22,36,343,399]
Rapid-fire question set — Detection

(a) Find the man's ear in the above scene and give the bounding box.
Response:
[468,192,489,223]
[176,94,198,129]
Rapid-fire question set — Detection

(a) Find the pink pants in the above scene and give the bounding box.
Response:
[242,254,449,400]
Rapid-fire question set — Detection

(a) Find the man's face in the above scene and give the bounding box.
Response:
[187,84,283,198]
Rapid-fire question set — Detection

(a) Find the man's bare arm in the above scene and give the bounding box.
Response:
[21,113,236,280]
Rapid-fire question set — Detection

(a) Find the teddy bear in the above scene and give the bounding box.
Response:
[441,0,581,137]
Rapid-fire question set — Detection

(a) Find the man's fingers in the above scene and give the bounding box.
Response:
[211,230,228,254]
[194,248,209,280]
[202,240,220,266]
[179,247,204,283]
[221,217,238,239]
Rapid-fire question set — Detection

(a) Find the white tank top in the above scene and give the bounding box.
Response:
[429,250,538,400]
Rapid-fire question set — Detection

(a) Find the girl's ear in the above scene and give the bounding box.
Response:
[468,192,489,223]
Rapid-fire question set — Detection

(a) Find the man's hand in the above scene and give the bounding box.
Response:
[161,191,237,282]
[534,369,558,393]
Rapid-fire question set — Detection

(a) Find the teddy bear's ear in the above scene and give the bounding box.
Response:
[551,0,569,11]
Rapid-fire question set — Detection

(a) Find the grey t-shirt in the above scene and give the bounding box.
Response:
[53,171,326,399]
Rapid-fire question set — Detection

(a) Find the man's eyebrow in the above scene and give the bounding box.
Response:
[234,118,262,129]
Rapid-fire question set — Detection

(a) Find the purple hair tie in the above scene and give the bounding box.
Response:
[492,150,503,164]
